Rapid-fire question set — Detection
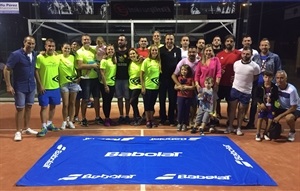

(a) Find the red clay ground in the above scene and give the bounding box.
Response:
[0,102,299,191]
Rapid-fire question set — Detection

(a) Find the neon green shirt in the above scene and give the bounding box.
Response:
[36,54,60,89]
[128,61,142,90]
[58,54,77,86]
[141,58,160,90]
[76,46,97,79]
[100,58,116,86]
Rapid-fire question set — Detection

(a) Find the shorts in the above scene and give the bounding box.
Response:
[60,82,81,93]
[258,110,274,119]
[80,78,100,100]
[38,88,61,107]
[115,79,130,99]
[229,88,251,105]
[217,85,231,101]
[275,108,300,121]
[14,90,35,108]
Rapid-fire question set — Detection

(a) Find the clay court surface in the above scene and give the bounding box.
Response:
[0,102,299,191]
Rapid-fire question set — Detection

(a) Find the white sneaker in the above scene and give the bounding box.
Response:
[255,134,261,142]
[209,127,216,133]
[22,128,38,135]
[287,132,296,142]
[264,134,271,141]
[224,127,234,134]
[236,128,244,136]
[14,132,22,141]
[68,121,75,129]
[60,121,67,130]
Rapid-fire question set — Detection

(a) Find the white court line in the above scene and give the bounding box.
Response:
[140,129,146,191]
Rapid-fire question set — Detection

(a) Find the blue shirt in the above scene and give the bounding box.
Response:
[6,48,36,92]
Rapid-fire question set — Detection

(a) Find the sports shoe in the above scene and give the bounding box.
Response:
[255,134,261,141]
[47,123,60,131]
[243,117,249,123]
[146,121,152,128]
[287,131,296,142]
[118,116,125,124]
[81,118,88,127]
[199,128,205,136]
[95,117,104,125]
[209,127,217,133]
[22,128,38,135]
[36,128,48,137]
[60,121,67,130]
[14,132,22,141]
[73,116,79,123]
[264,134,271,141]
[224,127,234,134]
[236,128,244,136]
[104,118,111,126]
[182,124,188,132]
[124,116,131,124]
[191,127,197,134]
[68,121,75,129]
[177,124,182,131]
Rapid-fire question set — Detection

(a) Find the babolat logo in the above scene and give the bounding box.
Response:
[58,173,136,181]
[83,137,134,141]
[104,152,182,157]
[150,137,201,141]
[155,174,231,180]
[43,144,66,169]
[223,144,253,168]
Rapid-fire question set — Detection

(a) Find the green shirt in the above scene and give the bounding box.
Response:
[76,46,97,79]
[58,54,77,86]
[100,58,116,86]
[141,58,160,90]
[128,61,142,90]
[36,54,60,89]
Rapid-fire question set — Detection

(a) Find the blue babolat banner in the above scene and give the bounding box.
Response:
[17,136,277,186]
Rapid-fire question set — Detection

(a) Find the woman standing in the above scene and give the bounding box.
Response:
[59,43,80,129]
[99,45,117,126]
[140,45,161,128]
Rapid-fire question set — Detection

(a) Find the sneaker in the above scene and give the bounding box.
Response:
[245,123,255,129]
[124,116,131,124]
[60,121,67,130]
[47,124,60,131]
[264,134,271,141]
[146,121,152,128]
[177,124,182,131]
[104,118,111,126]
[14,132,22,141]
[287,132,296,142]
[68,121,75,129]
[224,127,234,134]
[255,134,261,141]
[199,128,205,136]
[95,117,104,125]
[118,116,125,124]
[182,124,188,132]
[236,128,244,136]
[243,117,249,123]
[22,128,38,135]
[36,128,48,137]
[159,120,166,125]
[209,127,217,133]
[81,118,88,127]
[191,127,197,134]
[73,116,79,123]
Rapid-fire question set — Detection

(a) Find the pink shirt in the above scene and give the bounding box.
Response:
[194,57,222,88]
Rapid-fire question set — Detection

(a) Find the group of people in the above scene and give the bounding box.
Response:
[4,31,299,142]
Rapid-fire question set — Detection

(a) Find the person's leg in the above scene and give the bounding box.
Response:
[24,90,35,130]
[158,81,167,123]
[168,83,177,125]
[68,92,77,121]
[80,79,91,125]
[226,100,238,133]
[256,118,263,141]
[286,113,297,142]
[61,91,69,122]
[246,84,258,129]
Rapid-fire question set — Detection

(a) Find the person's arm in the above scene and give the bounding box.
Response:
[35,68,45,94]
[171,73,180,86]
[3,65,14,95]
[273,105,297,123]
[140,70,145,94]
[77,59,98,70]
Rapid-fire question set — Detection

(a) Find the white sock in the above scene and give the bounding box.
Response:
[42,123,47,129]
[47,121,52,126]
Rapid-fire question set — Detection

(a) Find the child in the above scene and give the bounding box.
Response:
[174,64,195,131]
[192,77,214,135]
[255,71,279,141]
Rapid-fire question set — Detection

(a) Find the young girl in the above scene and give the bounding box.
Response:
[99,45,117,126]
[128,48,143,126]
[255,71,279,141]
[192,77,215,135]
[175,64,195,131]
[140,45,161,128]
[58,43,80,130]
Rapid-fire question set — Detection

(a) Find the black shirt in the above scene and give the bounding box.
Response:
[160,46,182,80]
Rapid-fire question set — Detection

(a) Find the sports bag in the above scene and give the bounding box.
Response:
[268,122,282,139]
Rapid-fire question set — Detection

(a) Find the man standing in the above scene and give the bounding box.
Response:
[239,35,259,58]
[35,38,61,137]
[180,35,190,59]
[226,46,260,135]
[212,35,222,55]
[274,70,299,142]
[4,36,38,141]
[76,34,102,126]
[196,37,205,59]
[137,37,149,59]
[115,34,131,124]
[216,35,241,119]
[245,38,282,129]
[159,33,182,126]
[151,31,164,48]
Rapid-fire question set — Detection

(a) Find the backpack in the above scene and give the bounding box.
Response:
[268,122,282,139]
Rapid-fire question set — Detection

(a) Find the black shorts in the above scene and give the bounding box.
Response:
[275,108,300,121]
[217,85,232,101]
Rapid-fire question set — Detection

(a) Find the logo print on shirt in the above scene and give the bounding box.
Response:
[52,75,59,82]
[151,77,159,85]
[130,77,141,85]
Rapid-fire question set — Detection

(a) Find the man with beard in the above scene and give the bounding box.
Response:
[212,35,223,55]
[216,35,241,119]
[159,33,182,126]
[245,38,282,129]
[196,37,205,59]
[225,46,260,135]
[76,34,102,127]
[115,34,131,124]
